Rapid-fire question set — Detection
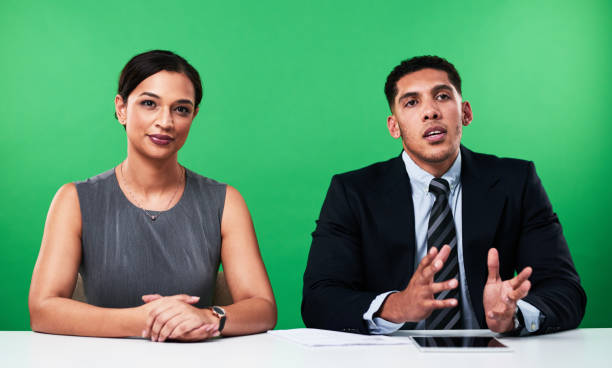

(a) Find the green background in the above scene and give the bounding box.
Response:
[1,0,610,331]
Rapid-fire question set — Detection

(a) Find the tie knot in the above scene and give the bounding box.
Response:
[429,178,450,197]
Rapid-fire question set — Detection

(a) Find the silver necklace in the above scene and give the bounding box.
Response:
[119,162,184,221]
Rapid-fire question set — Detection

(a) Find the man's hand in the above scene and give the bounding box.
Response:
[378,245,459,323]
[483,248,532,333]
[140,294,220,342]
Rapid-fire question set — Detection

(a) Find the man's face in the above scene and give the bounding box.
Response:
[387,68,472,176]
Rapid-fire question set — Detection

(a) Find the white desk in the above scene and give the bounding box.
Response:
[0,329,608,368]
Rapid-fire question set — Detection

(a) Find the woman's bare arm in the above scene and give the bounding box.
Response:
[217,185,277,335]
[28,183,147,337]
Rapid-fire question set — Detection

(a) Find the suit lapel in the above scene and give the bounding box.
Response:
[378,154,416,286]
[460,146,506,326]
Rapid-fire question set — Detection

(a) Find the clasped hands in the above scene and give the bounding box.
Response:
[138,294,220,342]
[379,245,532,333]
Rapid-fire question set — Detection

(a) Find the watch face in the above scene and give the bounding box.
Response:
[211,306,226,333]
[212,306,226,317]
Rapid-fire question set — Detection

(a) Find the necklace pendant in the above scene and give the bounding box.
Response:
[150,215,157,221]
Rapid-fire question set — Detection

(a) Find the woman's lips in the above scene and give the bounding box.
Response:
[148,134,174,145]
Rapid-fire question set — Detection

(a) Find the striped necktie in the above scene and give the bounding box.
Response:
[426,178,462,329]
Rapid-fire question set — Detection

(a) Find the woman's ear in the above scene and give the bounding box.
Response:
[115,95,127,127]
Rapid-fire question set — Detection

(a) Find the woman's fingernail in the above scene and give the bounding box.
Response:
[213,331,220,337]
[142,330,146,337]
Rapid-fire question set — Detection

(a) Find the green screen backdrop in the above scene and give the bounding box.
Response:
[1,0,610,330]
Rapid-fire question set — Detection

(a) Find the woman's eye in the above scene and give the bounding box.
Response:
[176,106,191,114]
[141,100,156,107]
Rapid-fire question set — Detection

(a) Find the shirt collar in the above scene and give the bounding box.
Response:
[401,150,462,195]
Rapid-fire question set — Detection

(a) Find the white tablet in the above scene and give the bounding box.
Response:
[411,336,512,352]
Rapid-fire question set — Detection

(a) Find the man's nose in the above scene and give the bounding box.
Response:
[422,102,441,121]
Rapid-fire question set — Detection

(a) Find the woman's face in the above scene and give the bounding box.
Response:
[115,70,199,161]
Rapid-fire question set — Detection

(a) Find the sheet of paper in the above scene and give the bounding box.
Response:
[267,328,412,347]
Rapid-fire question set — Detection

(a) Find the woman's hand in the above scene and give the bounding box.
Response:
[140,294,220,342]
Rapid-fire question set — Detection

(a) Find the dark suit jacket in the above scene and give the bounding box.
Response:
[302,146,586,334]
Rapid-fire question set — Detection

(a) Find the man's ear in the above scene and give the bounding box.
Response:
[115,95,127,127]
[387,115,401,139]
[462,101,473,126]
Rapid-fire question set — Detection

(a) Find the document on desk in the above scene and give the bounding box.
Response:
[268,328,412,347]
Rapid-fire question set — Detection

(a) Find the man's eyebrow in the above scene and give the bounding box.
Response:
[397,91,418,102]
[138,92,194,106]
[431,84,454,94]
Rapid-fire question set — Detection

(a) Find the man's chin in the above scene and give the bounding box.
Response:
[418,147,459,165]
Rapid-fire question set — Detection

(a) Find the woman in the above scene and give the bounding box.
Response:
[29,50,277,342]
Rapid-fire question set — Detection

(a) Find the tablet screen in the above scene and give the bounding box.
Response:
[411,336,510,352]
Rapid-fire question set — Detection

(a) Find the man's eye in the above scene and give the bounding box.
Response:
[141,100,156,107]
[436,93,450,100]
[405,99,417,107]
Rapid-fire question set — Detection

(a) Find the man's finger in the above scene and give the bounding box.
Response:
[436,245,452,264]
[421,245,452,281]
[509,267,532,289]
[508,280,531,301]
[416,247,438,281]
[487,248,500,282]
[417,247,438,272]
[429,278,458,294]
[425,297,458,310]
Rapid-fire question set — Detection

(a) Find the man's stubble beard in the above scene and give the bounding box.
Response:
[399,119,463,165]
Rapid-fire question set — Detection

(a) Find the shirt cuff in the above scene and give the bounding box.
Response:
[363,291,404,334]
[517,299,542,333]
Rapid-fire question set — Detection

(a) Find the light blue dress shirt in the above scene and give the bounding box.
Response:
[362,151,541,334]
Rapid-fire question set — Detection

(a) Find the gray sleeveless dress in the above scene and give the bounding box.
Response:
[75,167,226,309]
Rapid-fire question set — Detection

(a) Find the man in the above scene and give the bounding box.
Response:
[301,56,586,335]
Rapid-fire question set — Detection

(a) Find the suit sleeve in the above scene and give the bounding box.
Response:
[301,175,378,334]
[517,162,586,334]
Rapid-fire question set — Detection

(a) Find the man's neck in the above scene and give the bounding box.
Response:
[403,150,459,178]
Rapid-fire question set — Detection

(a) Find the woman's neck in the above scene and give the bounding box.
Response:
[121,151,183,197]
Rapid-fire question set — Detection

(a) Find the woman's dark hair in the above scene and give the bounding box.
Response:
[116,50,203,118]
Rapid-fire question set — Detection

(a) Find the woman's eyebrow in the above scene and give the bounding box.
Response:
[138,92,193,106]
[139,92,160,98]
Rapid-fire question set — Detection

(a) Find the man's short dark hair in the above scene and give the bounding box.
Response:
[384,56,462,110]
